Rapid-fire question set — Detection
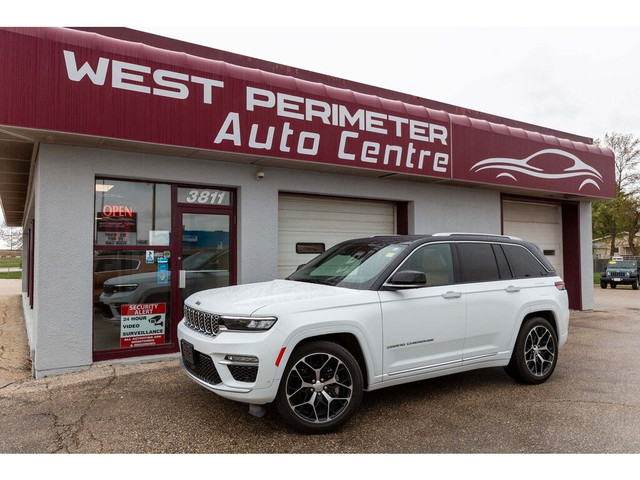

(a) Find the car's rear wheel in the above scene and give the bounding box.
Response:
[611,283,617,289]
[505,317,558,385]
[276,341,363,434]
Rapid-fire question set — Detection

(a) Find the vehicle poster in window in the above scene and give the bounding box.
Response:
[120,303,166,348]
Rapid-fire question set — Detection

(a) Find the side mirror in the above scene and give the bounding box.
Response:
[386,270,427,289]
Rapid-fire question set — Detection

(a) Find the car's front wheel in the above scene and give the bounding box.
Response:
[276,341,363,434]
[505,317,558,385]
[600,281,607,289]
[632,279,639,290]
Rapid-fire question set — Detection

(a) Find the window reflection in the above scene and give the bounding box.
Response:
[181,213,231,300]
[401,243,454,286]
[94,179,171,246]
[93,247,172,351]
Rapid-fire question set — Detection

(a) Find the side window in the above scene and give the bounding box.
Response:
[457,243,500,283]
[401,243,454,287]
[492,244,513,279]
[502,244,550,278]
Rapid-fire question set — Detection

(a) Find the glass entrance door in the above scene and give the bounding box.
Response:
[177,212,232,316]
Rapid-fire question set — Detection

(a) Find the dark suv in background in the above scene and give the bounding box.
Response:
[600,258,639,290]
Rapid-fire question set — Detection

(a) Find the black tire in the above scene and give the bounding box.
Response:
[505,317,558,385]
[611,283,617,289]
[600,281,607,289]
[633,279,639,290]
[276,341,363,434]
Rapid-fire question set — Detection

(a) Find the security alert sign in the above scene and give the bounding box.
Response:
[120,303,166,348]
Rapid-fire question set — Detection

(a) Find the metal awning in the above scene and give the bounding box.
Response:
[0,132,33,227]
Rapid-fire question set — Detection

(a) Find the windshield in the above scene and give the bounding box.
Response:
[288,240,407,289]
[608,260,637,269]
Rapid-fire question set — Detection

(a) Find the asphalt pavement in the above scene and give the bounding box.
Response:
[1,279,639,455]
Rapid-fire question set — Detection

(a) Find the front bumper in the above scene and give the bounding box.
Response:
[177,320,284,404]
[602,276,637,285]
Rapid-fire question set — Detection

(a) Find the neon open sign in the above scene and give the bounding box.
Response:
[102,205,135,217]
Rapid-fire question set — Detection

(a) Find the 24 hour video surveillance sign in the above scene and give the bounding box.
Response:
[0,28,615,198]
[120,303,166,348]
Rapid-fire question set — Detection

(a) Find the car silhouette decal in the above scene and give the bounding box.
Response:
[470,148,604,191]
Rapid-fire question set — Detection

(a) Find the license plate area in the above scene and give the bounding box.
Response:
[614,278,621,281]
[181,339,195,368]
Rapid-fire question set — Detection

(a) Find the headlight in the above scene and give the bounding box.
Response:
[110,283,139,293]
[219,315,277,331]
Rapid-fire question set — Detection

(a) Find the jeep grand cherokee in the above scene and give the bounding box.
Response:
[178,233,569,433]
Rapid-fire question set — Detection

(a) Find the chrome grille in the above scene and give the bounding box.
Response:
[184,305,219,336]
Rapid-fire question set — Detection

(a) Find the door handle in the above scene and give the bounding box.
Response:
[179,270,186,289]
[505,285,521,293]
[442,291,462,299]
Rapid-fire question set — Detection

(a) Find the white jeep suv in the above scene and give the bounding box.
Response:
[178,234,569,433]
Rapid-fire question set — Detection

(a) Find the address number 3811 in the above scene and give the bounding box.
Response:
[180,189,229,205]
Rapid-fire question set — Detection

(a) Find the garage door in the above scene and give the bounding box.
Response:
[278,194,397,278]
[502,200,563,277]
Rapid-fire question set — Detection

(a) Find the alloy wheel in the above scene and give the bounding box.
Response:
[284,352,353,424]
[524,325,556,377]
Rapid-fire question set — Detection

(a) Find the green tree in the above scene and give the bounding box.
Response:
[626,197,640,255]
[593,132,640,256]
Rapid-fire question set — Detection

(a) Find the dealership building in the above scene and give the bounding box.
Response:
[0,27,615,378]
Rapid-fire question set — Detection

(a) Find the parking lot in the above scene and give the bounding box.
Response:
[1,283,639,454]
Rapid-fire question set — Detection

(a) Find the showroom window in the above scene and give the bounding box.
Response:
[93,179,173,356]
[94,179,171,246]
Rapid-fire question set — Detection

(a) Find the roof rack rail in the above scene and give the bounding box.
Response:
[432,232,522,240]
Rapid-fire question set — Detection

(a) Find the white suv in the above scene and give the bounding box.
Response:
[178,234,569,433]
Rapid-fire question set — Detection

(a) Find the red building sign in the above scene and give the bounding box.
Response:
[0,27,615,198]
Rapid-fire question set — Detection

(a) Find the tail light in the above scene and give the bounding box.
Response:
[555,281,566,291]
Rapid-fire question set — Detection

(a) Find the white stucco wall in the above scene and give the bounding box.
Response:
[580,201,595,310]
[21,157,38,366]
[30,143,501,378]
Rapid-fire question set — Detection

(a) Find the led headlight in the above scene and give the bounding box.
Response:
[219,315,277,331]
[111,283,138,293]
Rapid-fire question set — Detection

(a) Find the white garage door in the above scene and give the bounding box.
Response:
[502,200,563,277]
[278,194,397,278]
